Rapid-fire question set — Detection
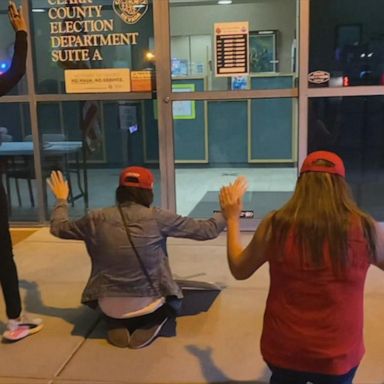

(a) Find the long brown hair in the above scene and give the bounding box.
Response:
[115,186,153,207]
[268,160,377,274]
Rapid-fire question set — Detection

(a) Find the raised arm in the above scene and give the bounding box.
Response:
[219,176,270,280]
[154,209,226,240]
[0,2,28,96]
[153,177,248,240]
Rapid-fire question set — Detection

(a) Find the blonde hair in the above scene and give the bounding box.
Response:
[268,161,377,274]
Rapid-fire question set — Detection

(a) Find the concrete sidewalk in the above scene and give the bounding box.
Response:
[1,228,384,384]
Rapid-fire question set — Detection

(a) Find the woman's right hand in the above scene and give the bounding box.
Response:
[8,1,27,32]
[47,170,69,201]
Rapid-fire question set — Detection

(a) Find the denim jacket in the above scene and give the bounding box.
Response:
[50,200,226,306]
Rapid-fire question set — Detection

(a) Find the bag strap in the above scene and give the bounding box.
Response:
[117,204,157,293]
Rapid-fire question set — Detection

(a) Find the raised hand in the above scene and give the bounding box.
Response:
[47,170,69,201]
[219,186,240,220]
[231,176,248,200]
[219,177,246,220]
[8,1,27,32]
[219,176,248,220]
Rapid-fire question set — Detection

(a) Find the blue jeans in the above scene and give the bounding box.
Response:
[268,364,358,384]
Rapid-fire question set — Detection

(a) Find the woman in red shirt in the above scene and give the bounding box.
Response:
[220,151,384,384]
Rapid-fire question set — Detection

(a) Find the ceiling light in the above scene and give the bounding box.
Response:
[218,0,232,4]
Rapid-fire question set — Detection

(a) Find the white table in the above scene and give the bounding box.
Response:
[0,141,82,155]
[0,141,88,208]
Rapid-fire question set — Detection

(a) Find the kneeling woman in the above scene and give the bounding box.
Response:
[48,167,226,348]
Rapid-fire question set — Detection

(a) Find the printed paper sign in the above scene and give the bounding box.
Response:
[214,21,249,77]
[65,68,131,93]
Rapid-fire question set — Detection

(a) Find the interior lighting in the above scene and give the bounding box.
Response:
[218,0,232,4]
[145,51,155,62]
[32,9,46,12]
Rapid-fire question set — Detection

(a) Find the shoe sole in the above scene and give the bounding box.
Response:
[129,316,168,349]
[107,327,130,348]
[2,323,44,342]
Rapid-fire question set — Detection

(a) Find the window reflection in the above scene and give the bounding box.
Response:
[310,0,384,87]
[308,96,384,219]
[0,5,27,95]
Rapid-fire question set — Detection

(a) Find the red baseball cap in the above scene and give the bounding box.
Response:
[119,166,154,190]
[300,151,345,177]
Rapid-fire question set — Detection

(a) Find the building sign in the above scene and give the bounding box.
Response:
[65,68,131,93]
[308,70,330,84]
[214,21,249,77]
[131,70,155,92]
[113,0,149,24]
[48,0,141,64]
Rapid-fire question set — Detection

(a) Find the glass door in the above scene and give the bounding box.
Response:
[167,0,299,228]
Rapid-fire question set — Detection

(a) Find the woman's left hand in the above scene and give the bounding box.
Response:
[219,176,248,220]
[231,176,248,200]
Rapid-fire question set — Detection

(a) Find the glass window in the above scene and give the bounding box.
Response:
[31,1,154,94]
[308,96,384,219]
[0,4,27,95]
[1,99,159,221]
[173,97,297,222]
[170,0,297,91]
[37,100,160,218]
[310,0,384,87]
[0,103,37,221]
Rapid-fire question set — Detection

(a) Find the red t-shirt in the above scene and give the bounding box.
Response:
[261,225,371,375]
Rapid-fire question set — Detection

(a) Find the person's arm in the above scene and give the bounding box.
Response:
[154,208,226,240]
[0,2,28,96]
[154,177,248,240]
[47,170,89,240]
[219,178,270,280]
